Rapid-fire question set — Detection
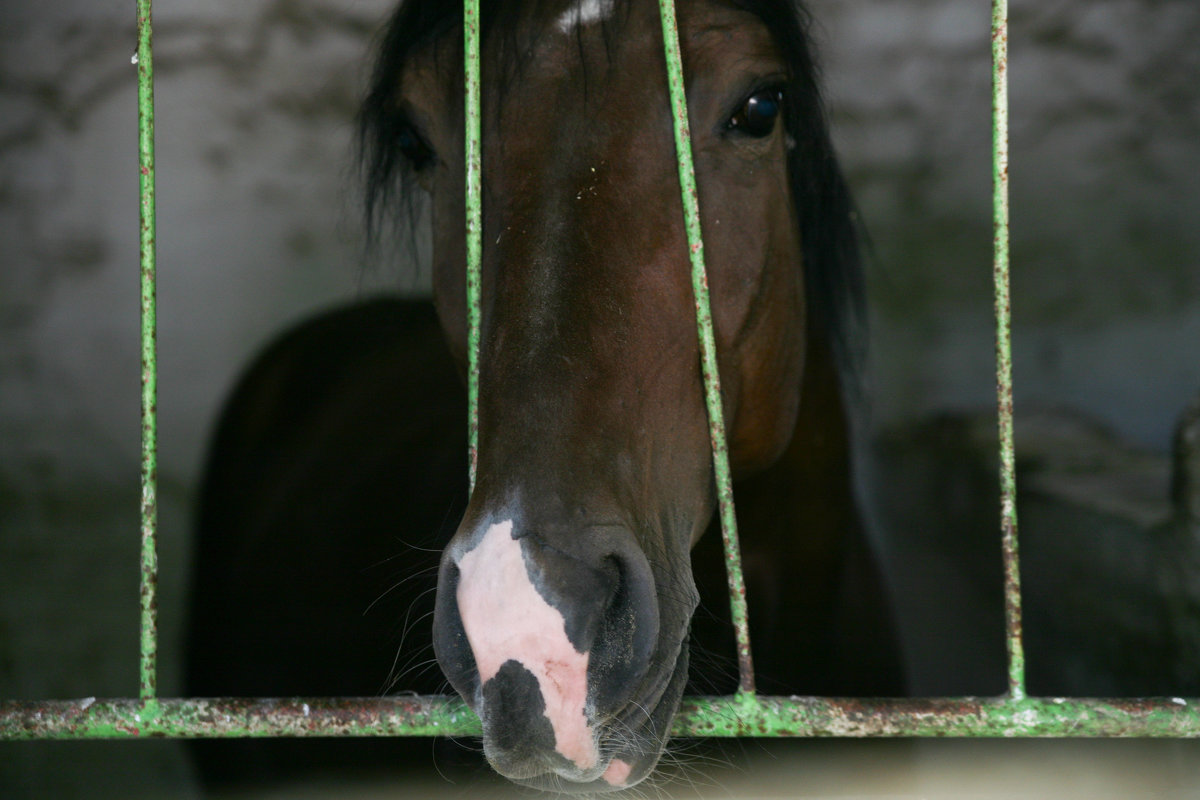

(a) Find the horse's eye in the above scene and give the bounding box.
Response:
[727,88,784,138]
[396,122,435,171]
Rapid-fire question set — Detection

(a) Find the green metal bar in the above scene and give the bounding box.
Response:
[657,0,755,696]
[464,0,482,494]
[0,697,478,739]
[5,696,1200,739]
[135,0,159,703]
[991,0,1025,701]
[674,695,1200,738]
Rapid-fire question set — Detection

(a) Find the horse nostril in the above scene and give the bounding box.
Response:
[589,543,659,712]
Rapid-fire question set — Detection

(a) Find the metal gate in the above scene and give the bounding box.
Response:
[2,0,1198,744]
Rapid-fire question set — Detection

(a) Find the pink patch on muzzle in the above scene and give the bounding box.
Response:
[602,757,634,787]
[456,519,599,770]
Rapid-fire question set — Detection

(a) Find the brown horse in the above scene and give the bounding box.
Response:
[187,0,903,792]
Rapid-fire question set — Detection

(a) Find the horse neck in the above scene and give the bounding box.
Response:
[731,331,862,665]
[734,333,859,568]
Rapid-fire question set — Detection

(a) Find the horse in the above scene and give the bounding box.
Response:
[185,0,904,792]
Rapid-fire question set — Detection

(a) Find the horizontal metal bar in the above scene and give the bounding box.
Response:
[3,695,1199,740]
[0,697,477,740]
[674,695,1200,737]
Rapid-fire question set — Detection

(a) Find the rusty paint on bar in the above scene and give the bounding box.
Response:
[464,0,482,494]
[657,0,755,696]
[991,0,1025,700]
[673,695,1200,738]
[4,696,1200,740]
[136,0,159,702]
[0,697,480,740]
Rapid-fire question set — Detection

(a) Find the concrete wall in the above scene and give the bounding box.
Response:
[2,0,1199,795]
[818,0,1200,447]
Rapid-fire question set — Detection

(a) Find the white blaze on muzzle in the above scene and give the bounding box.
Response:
[455,519,599,770]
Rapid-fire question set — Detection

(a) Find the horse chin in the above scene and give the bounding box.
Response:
[495,637,691,793]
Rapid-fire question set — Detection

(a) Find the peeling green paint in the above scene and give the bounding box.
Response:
[991,0,1026,702]
[136,0,159,703]
[464,0,481,495]
[657,0,755,696]
[673,695,1200,738]
[4,696,1200,740]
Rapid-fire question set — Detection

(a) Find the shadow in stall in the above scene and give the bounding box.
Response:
[874,392,1200,698]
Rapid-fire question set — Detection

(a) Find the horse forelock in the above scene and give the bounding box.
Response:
[357,0,864,385]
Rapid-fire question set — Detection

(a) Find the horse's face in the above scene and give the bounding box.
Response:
[396,0,805,790]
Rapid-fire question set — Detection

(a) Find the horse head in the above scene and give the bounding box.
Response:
[359,0,860,790]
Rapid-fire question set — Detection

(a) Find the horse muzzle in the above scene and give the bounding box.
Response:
[431,515,677,790]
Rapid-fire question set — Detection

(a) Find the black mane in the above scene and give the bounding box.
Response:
[357,0,864,380]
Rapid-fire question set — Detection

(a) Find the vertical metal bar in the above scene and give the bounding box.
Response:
[464,0,482,495]
[135,0,159,702]
[991,0,1025,701]
[657,0,755,696]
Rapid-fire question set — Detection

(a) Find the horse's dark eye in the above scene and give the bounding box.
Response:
[397,122,435,171]
[727,88,784,138]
